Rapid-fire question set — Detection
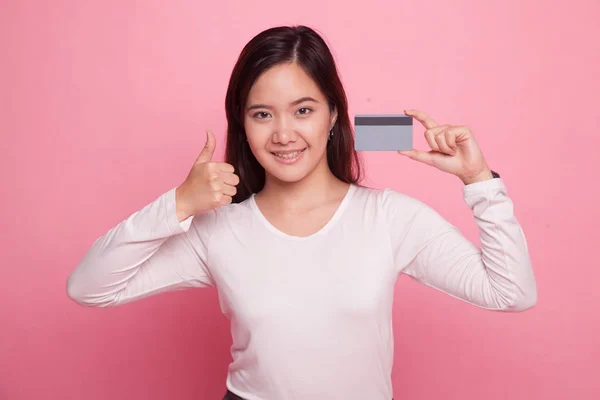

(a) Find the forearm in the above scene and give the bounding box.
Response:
[464,178,537,310]
[66,188,197,307]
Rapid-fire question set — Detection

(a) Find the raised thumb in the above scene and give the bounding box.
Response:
[195,131,216,164]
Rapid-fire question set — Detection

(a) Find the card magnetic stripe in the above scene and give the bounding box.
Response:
[354,115,413,126]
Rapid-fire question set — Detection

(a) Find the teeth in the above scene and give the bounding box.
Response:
[275,150,303,159]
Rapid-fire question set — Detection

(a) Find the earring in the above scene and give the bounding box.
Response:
[328,129,333,141]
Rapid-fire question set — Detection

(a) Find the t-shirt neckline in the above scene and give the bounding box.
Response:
[249,184,357,241]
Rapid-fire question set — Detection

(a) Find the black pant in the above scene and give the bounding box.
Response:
[223,389,393,399]
[222,390,245,400]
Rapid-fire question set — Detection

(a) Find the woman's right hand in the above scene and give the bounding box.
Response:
[175,131,239,221]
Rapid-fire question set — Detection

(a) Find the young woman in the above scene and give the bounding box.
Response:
[67,25,537,400]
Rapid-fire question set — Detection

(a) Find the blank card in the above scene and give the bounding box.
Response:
[354,114,413,151]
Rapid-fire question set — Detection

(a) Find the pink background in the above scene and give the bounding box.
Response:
[1,0,598,399]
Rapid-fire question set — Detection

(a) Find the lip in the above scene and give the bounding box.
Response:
[271,148,306,154]
[271,148,306,165]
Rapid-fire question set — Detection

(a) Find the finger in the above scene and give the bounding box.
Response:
[217,162,235,173]
[221,172,240,186]
[219,194,233,206]
[221,183,237,197]
[404,109,438,129]
[444,129,457,152]
[444,125,472,145]
[196,131,216,164]
[425,125,449,136]
[424,125,449,152]
[434,128,456,155]
[424,129,441,152]
[397,150,435,166]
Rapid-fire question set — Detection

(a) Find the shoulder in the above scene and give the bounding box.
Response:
[351,184,428,217]
[349,185,453,249]
[188,198,253,236]
[350,184,451,234]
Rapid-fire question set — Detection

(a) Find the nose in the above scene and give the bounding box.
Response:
[272,116,297,144]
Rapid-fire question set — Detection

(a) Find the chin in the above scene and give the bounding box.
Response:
[268,168,311,183]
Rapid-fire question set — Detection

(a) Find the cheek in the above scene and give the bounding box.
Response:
[302,118,329,144]
[244,118,271,153]
[244,117,264,138]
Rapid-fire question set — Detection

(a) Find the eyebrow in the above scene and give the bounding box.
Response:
[246,96,319,111]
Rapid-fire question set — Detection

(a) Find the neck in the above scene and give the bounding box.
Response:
[258,161,348,212]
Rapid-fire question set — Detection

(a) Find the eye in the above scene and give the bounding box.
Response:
[296,107,312,115]
[253,111,271,119]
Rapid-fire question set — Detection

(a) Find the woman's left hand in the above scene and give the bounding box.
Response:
[398,109,493,185]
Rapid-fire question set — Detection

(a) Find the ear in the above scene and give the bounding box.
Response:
[330,106,338,130]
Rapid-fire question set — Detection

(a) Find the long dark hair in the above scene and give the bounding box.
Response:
[224,25,362,203]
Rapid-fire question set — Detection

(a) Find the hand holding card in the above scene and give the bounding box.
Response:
[398,109,493,185]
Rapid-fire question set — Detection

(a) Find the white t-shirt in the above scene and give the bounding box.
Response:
[67,178,537,400]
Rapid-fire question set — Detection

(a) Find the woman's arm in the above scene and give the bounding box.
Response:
[66,187,216,307]
[387,109,537,311]
[385,178,537,311]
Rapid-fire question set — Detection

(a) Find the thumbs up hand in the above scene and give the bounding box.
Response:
[175,131,240,221]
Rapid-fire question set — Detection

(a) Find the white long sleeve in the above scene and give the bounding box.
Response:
[66,179,537,399]
[67,187,215,307]
[384,178,537,311]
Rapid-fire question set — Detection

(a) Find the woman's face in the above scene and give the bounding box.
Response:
[244,62,337,184]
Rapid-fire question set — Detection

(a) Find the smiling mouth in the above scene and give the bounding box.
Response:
[272,148,306,159]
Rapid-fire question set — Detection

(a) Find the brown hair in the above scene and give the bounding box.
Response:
[224,25,362,203]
